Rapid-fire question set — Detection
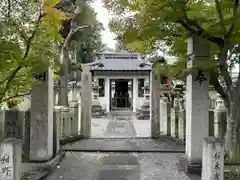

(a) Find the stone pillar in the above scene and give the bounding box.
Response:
[0,110,5,141]
[81,65,92,138]
[0,138,22,180]
[105,78,110,113]
[178,109,186,140]
[77,100,81,134]
[30,69,54,161]
[133,77,138,112]
[172,97,181,138]
[70,102,79,136]
[150,70,160,138]
[160,97,171,136]
[53,106,62,156]
[214,95,227,140]
[201,137,224,180]
[62,107,70,137]
[186,36,210,163]
[171,99,179,138]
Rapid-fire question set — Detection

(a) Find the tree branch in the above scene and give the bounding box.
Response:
[177,17,224,46]
[214,0,227,34]
[210,71,229,102]
[63,25,91,48]
[227,0,239,37]
[0,91,31,104]
[219,43,234,98]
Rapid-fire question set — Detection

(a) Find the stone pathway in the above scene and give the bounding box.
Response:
[45,117,199,180]
[91,117,150,138]
[63,138,185,152]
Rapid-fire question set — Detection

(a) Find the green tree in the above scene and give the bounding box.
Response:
[0,0,65,107]
[56,0,104,106]
[104,0,240,159]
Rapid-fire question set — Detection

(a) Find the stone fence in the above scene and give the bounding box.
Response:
[0,101,81,161]
[159,95,227,142]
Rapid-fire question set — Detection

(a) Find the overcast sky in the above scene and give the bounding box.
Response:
[91,0,117,49]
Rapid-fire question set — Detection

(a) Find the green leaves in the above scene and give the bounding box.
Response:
[0,0,65,106]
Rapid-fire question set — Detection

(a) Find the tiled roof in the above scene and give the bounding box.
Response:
[92,53,151,71]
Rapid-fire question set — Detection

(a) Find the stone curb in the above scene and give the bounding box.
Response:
[63,149,185,153]
[22,151,66,180]
[60,135,84,145]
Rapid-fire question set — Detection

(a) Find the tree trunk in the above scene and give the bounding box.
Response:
[58,45,69,106]
[225,93,240,161]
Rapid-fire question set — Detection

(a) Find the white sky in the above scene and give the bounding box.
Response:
[91,0,117,49]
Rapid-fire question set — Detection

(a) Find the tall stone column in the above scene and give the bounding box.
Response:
[185,36,210,163]
[81,65,92,138]
[150,70,160,138]
[30,68,54,161]
[80,60,103,137]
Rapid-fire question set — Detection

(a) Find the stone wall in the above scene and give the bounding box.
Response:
[159,94,227,142]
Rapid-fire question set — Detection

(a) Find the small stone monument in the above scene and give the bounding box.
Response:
[201,137,224,180]
[0,138,22,180]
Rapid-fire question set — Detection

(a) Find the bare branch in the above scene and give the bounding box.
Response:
[214,0,227,34]
[227,0,240,37]
[63,25,91,48]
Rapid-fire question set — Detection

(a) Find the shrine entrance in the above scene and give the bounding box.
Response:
[110,79,132,110]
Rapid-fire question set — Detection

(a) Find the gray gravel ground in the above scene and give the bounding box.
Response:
[45,152,193,180]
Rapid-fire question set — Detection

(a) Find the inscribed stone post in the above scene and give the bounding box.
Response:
[81,65,92,138]
[30,68,54,161]
[150,70,160,138]
[160,97,171,136]
[0,138,22,180]
[186,36,210,163]
[201,137,224,180]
